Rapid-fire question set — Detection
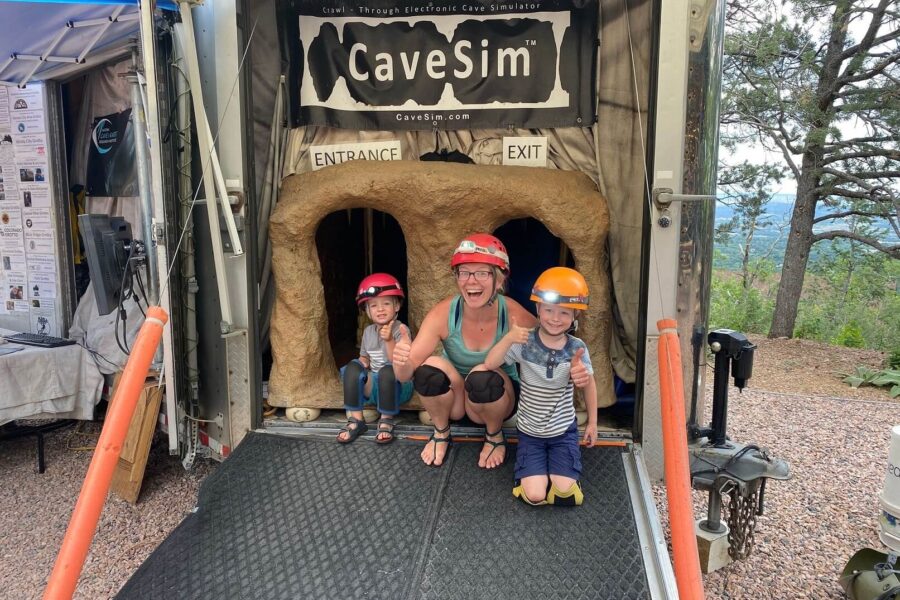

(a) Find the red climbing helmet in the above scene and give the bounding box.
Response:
[355,273,404,306]
[450,233,510,272]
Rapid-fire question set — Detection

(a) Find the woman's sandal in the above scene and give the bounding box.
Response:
[425,423,452,466]
[375,416,396,445]
[482,428,507,465]
[337,416,368,444]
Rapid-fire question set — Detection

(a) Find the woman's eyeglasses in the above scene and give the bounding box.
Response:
[455,270,493,282]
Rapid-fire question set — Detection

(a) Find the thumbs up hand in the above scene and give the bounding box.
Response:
[379,319,395,341]
[392,324,412,367]
[570,347,591,388]
[506,316,531,345]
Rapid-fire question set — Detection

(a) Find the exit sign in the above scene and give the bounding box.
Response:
[502,136,548,167]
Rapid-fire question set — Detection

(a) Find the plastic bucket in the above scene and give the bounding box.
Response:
[880,426,900,553]
[884,425,900,503]
[879,496,900,552]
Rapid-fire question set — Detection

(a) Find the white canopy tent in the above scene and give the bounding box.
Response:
[0,0,180,453]
[0,1,177,87]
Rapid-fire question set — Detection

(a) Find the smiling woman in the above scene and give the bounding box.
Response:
[391,233,538,469]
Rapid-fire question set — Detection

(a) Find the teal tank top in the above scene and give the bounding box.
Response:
[442,294,519,381]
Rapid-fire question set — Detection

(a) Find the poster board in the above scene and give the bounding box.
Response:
[0,83,65,336]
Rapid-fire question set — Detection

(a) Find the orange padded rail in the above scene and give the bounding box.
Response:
[657,319,705,600]
[44,307,168,600]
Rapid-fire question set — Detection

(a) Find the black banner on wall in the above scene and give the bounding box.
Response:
[284,0,598,131]
[86,109,138,197]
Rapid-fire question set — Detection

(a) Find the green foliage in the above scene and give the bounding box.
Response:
[888,349,900,370]
[842,367,900,399]
[709,277,773,334]
[720,0,900,332]
[833,321,865,348]
[711,238,899,353]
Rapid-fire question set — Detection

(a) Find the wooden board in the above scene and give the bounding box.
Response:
[110,379,163,504]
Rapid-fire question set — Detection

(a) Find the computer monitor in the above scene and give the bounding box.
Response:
[78,214,132,316]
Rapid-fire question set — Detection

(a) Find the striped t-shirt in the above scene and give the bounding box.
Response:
[360,321,406,372]
[504,330,593,438]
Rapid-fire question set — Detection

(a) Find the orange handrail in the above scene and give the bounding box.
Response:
[44,307,168,600]
[657,318,705,600]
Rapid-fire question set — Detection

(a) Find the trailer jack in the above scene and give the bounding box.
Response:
[689,329,790,570]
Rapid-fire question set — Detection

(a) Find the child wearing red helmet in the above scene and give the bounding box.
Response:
[338,273,414,444]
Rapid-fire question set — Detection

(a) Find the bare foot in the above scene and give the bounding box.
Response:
[478,432,506,469]
[421,429,451,466]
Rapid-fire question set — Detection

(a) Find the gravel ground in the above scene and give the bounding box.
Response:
[1,375,896,598]
[0,422,215,600]
[655,388,898,599]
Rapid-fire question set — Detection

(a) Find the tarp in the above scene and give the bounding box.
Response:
[0,1,174,86]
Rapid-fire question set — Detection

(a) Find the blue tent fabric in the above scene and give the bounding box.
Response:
[0,1,174,85]
[2,0,176,10]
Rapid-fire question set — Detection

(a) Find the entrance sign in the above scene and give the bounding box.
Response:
[309,140,402,171]
[502,136,548,167]
[288,0,598,131]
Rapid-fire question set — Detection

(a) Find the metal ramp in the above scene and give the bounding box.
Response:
[117,432,674,599]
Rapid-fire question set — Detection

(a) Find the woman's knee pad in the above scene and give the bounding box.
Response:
[464,371,505,404]
[342,360,367,410]
[413,365,451,397]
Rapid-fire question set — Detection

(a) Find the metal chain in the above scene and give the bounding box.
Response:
[726,486,760,560]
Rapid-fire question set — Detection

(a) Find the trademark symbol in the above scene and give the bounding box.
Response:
[525,40,537,46]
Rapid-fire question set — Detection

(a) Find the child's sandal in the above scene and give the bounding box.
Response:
[337,416,368,444]
[375,416,396,444]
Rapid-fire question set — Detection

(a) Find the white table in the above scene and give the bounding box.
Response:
[0,328,104,424]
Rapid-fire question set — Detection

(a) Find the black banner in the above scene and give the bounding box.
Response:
[284,0,598,130]
[86,109,138,197]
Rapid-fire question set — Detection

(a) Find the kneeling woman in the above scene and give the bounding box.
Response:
[392,234,537,468]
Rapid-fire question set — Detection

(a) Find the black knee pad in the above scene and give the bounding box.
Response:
[464,371,505,404]
[342,360,367,410]
[413,365,451,397]
[377,365,398,414]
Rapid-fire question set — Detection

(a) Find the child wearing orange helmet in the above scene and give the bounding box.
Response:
[485,266,598,505]
[338,273,414,444]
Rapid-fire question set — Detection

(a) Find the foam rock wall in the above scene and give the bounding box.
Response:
[268,160,615,409]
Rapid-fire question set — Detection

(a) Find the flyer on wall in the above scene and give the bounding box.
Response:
[31,297,56,310]
[22,207,52,230]
[0,86,9,131]
[28,271,57,300]
[26,253,56,274]
[25,229,54,255]
[30,308,56,335]
[2,247,26,272]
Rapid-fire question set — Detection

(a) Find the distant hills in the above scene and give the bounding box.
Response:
[714,193,898,271]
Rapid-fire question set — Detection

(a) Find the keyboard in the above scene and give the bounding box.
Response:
[2,332,76,348]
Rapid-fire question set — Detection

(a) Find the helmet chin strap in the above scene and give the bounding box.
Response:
[486,279,498,306]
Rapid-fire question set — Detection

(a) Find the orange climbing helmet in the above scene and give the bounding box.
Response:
[355,273,404,306]
[450,233,510,272]
[530,267,589,310]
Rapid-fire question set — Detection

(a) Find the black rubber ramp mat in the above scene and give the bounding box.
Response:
[416,443,651,600]
[118,432,651,600]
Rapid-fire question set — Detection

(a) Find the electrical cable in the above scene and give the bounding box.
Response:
[132,258,148,317]
[115,242,137,356]
[77,341,120,371]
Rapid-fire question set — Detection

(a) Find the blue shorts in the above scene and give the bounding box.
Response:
[514,420,582,481]
[340,361,414,415]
